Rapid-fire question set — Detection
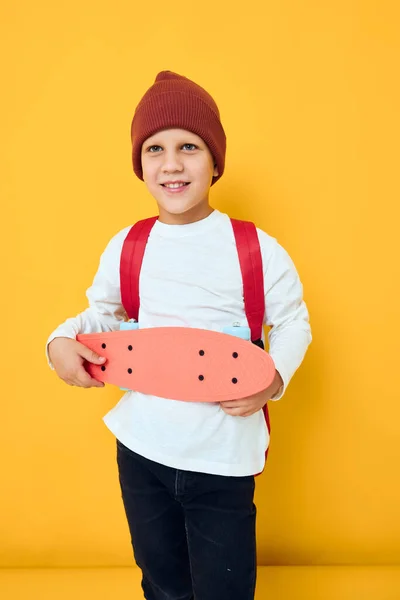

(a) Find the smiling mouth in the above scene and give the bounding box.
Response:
[161,182,191,189]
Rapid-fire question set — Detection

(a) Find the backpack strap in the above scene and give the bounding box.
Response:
[230,218,271,475]
[230,218,265,348]
[120,216,158,321]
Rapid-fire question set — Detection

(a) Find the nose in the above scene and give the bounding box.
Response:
[162,149,184,174]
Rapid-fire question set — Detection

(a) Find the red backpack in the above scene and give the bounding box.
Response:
[120,216,271,471]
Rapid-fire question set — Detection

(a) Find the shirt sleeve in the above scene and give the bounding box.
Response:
[45,226,131,369]
[258,229,312,401]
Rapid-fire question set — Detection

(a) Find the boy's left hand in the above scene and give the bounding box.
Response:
[220,370,283,417]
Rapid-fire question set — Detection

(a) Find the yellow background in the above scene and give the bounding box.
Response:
[1,0,399,575]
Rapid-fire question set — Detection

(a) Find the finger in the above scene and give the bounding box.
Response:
[75,358,106,387]
[90,379,105,388]
[221,406,245,417]
[63,370,87,387]
[62,370,102,388]
[74,371,104,388]
[220,401,248,410]
[78,345,106,366]
[70,368,100,388]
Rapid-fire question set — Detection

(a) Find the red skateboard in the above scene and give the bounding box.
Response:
[77,327,276,402]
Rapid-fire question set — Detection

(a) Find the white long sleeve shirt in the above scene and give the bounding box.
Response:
[46,209,312,476]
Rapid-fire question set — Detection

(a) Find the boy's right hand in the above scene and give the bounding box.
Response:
[48,337,106,388]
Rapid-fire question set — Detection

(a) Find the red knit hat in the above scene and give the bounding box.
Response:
[130,71,226,186]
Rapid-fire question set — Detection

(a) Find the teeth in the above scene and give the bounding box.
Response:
[165,183,188,188]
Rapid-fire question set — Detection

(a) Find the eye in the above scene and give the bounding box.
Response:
[145,143,197,153]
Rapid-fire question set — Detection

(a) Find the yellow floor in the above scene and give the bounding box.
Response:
[1,566,399,599]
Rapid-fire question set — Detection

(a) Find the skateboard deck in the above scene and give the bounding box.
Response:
[76,327,276,402]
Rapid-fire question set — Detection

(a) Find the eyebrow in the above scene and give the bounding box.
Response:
[146,138,200,146]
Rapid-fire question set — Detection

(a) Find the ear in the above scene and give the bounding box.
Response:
[213,163,219,177]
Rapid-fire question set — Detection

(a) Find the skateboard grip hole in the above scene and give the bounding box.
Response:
[198,375,204,381]
[101,366,106,372]
[232,352,238,358]
[199,350,205,356]
[232,378,238,384]
[127,368,132,374]
[102,343,106,349]
[128,345,133,351]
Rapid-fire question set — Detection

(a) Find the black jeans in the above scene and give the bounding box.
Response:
[116,438,257,600]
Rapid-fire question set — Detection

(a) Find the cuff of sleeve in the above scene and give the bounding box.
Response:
[269,359,289,401]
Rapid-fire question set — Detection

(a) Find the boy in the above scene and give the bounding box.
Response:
[47,70,312,600]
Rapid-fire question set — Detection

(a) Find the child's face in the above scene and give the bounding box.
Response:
[141,128,219,223]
